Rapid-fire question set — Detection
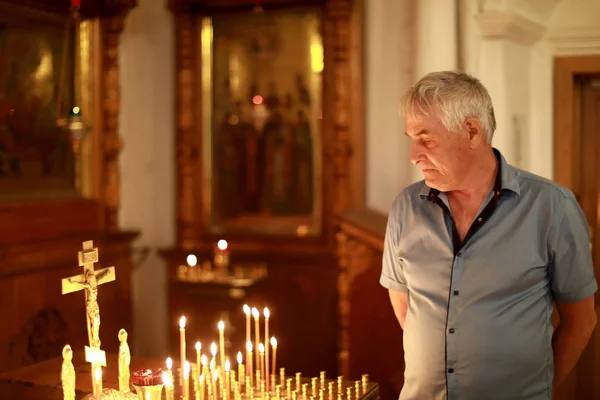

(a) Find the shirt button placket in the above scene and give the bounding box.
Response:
[447,251,462,399]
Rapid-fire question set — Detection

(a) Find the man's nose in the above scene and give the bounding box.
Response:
[410,142,423,165]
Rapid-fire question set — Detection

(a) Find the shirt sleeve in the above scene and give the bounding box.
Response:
[549,191,598,303]
[380,197,408,293]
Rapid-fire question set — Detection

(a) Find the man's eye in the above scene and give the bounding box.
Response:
[423,140,434,148]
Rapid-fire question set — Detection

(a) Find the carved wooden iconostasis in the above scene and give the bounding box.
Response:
[162,0,365,381]
[0,0,137,373]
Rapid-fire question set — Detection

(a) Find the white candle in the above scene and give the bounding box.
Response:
[184,361,191,400]
[264,307,270,392]
[252,308,260,370]
[225,359,231,396]
[237,352,244,389]
[246,341,254,388]
[271,337,277,375]
[179,316,187,389]
[195,342,202,380]
[163,371,174,400]
[94,365,102,399]
[243,304,251,376]
[218,321,226,371]
[210,342,217,371]
[258,343,265,383]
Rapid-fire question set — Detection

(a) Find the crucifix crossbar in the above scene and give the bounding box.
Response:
[61,240,116,349]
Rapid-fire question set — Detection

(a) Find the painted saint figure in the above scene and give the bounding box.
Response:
[61,345,75,400]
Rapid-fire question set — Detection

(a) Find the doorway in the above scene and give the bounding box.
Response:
[554,56,600,400]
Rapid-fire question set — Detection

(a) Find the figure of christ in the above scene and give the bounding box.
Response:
[68,267,110,348]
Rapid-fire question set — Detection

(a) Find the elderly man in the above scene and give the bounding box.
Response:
[380,71,597,400]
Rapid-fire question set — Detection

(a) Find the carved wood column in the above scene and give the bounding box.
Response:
[175,14,200,250]
[101,15,126,232]
[327,0,354,215]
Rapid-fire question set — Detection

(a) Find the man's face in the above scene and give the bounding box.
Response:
[405,109,472,192]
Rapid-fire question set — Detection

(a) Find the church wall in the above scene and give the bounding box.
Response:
[119,0,175,357]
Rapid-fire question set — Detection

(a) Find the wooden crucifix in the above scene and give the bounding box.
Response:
[61,240,116,349]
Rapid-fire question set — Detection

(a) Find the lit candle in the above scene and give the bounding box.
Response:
[263,308,270,392]
[243,304,251,376]
[201,354,208,381]
[237,352,244,389]
[225,359,231,397]
[210,342,217,372]
[258,343,265,384]
[212,369,219,398]
[195,342,202,374]
[271,337,278,376]
[180,316,187,389]
[166,357,174,388]
[246,341,254,388]
[252,308,260,370]
[199,373,205,400]
[94,365,102,399]
[163,371,174,400]
[218,321,226,371]
[184,361,191,400]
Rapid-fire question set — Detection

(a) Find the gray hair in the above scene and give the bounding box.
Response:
[400,71,496,143]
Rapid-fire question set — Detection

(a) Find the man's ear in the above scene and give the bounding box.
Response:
[464,118,483,147]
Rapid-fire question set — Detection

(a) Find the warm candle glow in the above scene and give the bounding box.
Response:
[217,240,228,250]
[225,359,231,372]
[163,371,172,386]
[247,341,253,353]
[180,316,186,329]
[167,357,173,370]
[243,304,251,315]
[184,361,191,377]
[211,342,217,357]
[187,254,198,267]
[252,308,259,319]
[196,342,201,351]
[263,307,270,318]
[218,321,225,331]
[95,366,102,381]
[259,343,265,354]
[271,337,277,348]
[237,352,242,364]
[201,355,208,366]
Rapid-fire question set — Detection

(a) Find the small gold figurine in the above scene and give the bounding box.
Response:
[118,329,131,392]
[61,345,76,400]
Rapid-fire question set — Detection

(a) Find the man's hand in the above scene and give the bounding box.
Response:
[389,290,408,330]
[553,295,597,389]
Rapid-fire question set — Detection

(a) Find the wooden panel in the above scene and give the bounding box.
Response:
[0,233,137,373]
[169,0,326,14]
[0,0,137,18]
[337,209,402,400]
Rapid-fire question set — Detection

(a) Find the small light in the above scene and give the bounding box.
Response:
[217,240,228,251]
[187,254,197,267]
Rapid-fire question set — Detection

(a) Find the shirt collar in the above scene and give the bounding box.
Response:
[418,148,521,201]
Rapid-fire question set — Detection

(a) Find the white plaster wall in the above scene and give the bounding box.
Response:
[119,0,175,357]
[364,0,415,213]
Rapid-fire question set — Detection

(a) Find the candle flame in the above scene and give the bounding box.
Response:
[211,342,217,356]
[217,239,228,250]
[218,321,225,331]
[179,316,186,329]
[166,357,173,370]
[243,304,251,315]
[187,254,198,267]
[213,369,219,380]
[94,366,102,381]
[252,308,259,319]
[246,341,253,352]
[162,371,172,387]
[225,359,231,372]
[210,358,215,370]
[258,343,265,353]
[263,307,270,318]
[184,361,191,377]
[199,374,205,384]
[271,337,277,348]
[201,354,208,366]
[237,351,242,364]
[196,342,201,351]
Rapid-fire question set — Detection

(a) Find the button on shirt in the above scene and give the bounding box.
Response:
[380,149,597,400]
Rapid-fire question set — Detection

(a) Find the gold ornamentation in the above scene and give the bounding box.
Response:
[119,329,132,392]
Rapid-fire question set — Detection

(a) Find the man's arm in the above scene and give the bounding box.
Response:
[552,295,597,389]
[388,290,408,330]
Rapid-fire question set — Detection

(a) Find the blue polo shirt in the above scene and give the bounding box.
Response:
[380,149,597,400]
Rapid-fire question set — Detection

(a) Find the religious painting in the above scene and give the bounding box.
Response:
[0,7,92,201]
[201,8,323,236]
